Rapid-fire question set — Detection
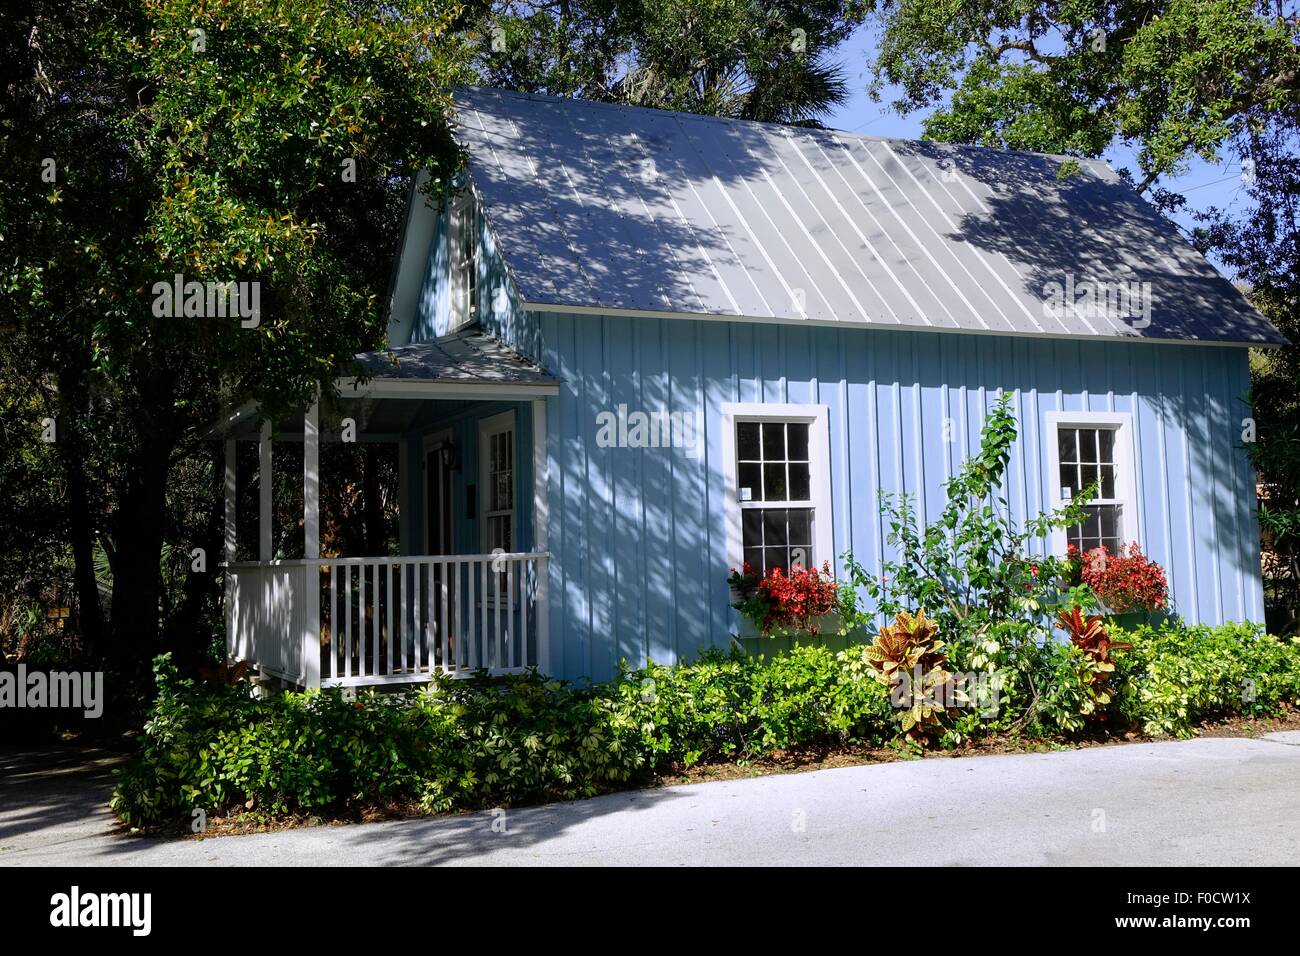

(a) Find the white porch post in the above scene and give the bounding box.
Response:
[531,398,550,674]
[304,401,319,559]
[224,439,237,660]
[259,421,273,561]
[303,399,321,688]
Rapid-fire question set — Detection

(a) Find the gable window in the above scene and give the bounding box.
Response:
[723,404,833,576]
[1046,411,1138,554]
[450,191,480,329]
[479,411,515,560]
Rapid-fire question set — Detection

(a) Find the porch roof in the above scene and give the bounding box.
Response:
[343,327,555,389]
[212,328,557,439]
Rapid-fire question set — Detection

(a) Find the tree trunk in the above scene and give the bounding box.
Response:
[107,429,172,664]
[105,360,180,668]
[171,442,224,670]
[56,368,103,660]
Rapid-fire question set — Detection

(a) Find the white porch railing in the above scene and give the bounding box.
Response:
[227,552,549,689]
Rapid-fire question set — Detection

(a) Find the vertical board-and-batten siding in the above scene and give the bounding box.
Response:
[535,311,1262,683]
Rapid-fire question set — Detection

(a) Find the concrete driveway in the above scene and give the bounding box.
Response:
[3,734,1299,866]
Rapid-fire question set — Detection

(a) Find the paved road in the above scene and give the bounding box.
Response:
[4,734,1300,866]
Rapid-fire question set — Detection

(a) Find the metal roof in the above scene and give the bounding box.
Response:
[453,87,1284,346]
[346,327,555,386]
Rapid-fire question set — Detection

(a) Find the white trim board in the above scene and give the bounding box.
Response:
[335,378,559,400]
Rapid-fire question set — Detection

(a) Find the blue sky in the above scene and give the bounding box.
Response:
[823,25,1254,278]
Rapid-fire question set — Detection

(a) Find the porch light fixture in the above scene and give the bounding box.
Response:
[436,440,460,472]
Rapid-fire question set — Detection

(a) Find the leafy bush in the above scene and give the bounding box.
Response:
[1056,606,1132,719]
[615,645,892,766]
[841,394,1093,730]
[113,621,1300,828]
[1112,620,1300,737]
[113,646,894,828]
[112,656,651,828]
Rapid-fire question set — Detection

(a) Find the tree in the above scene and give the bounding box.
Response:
[861,0,1300,627]
[0,0,470,667]
[468,0,869,123]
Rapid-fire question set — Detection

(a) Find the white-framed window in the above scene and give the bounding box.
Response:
[1046,410,1139,554]
[479,411,515,560]
[449,190,479,330]
[722,403,833,575]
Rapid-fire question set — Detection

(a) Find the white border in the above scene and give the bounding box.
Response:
[720,402,834,574]
[1045,410,1140,553]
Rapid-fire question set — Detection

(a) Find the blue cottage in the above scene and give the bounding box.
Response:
[221,88,1284,688]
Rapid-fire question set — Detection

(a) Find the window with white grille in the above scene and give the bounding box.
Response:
[1047,412,1139,554]
[451,192,479,329]
[723,404,833,577]
[479,411,514,560]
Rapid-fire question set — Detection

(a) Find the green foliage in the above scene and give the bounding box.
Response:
[1056,605,1132,718]
[868,0,1298,188]
[862,608,962,740]
[0,0,470,665]
[470,0,869,124]
[115,622,1300,826]
[843,394,1090,641]
[841,393,1094,730]
[112,646,894,827]
[1112,620,1300,737]
[625,645,893,766]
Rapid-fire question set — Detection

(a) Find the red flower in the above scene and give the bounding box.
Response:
[748,562,839,635]
[1076,542,1168,614]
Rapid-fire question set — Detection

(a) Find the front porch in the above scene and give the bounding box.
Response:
[227,552,549,688]
[217,330,556,689]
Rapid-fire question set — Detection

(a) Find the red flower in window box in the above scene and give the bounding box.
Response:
[1071,542,1168,614]
[727,561,839,635]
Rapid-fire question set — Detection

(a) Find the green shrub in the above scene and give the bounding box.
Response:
[113,624,1300,829]
[113,645,894,828]
[1112,620,1300,737]
[614,645,892,767]
[112,658,651,828]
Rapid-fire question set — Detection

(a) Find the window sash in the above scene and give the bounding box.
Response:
[1053,421,1128,548]
[478,412,515,559]
[451,194,479,328]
